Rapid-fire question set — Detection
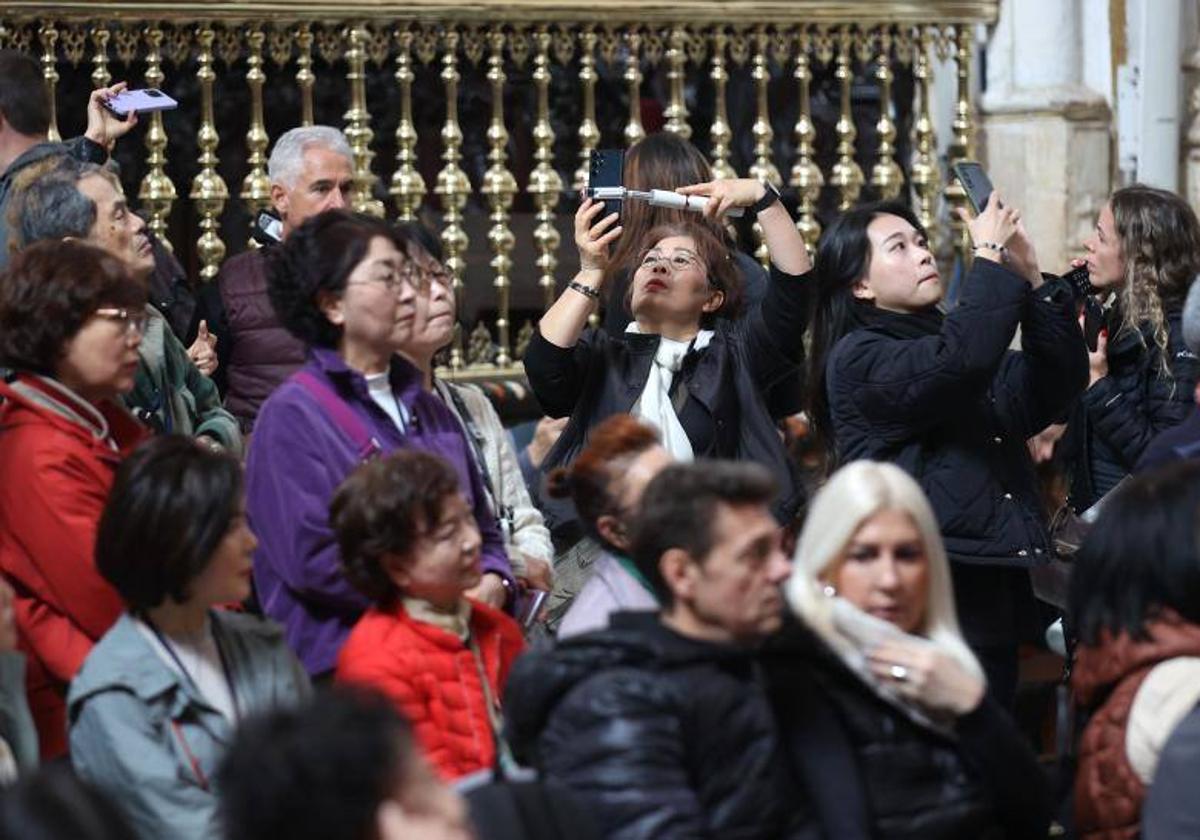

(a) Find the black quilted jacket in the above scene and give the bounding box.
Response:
[504,612,817,840]
[825,261,1087,567]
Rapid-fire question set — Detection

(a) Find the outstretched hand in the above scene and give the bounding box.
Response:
[85,82,139,150]
[867,638,986,716]
[574,198,622,273]
[677,178,766,219]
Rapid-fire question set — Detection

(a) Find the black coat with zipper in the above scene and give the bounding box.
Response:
[825,260,1087,568]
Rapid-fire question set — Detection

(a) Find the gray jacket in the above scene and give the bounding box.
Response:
[0,651,37,780]
[67,611,310,840]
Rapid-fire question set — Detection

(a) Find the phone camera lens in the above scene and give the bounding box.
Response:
[147,89,162,97]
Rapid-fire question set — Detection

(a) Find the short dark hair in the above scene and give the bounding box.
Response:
[630,460,776,605]
[0,239,145,375]
[330,449,462,603]
[0,764,136,840]
[1070,461,1200,645]
[219,688,415,840]
[96,435,243,611]
[0,50,50,136]
[627,221,743,326]
[268,209,407,348]
[8,155,112,252]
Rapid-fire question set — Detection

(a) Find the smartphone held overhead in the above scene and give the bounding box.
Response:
[951,161,995,214]
[104,88,179,118]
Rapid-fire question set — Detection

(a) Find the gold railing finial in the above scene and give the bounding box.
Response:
[295,24,315,126]
[830,26,865,211]
[623,28,646,146]
[749,26,782,266]
[39,24,59,142]
[870,30,903,200]
[573,25,601,191]
[242,26,272,244]
[139,25,176,249]
[910,25,940,250]
[664,27,691,139]
[482,26,518,368]
[436,26,472,370]
[944,24,975,263]
[345,24,383,216]
[391,26,425,221]
[709,28,737,181]
[791,28,824,250]
[529,26,563,313]
[190,26,229,283]
[90,27,111,89]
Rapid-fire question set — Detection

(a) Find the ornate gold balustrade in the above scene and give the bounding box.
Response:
[1,1,996,382]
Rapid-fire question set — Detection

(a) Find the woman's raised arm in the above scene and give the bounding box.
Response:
[536,199,622,349]
[677,178,811,276]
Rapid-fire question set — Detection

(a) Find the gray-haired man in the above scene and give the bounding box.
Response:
[198,125,355,429]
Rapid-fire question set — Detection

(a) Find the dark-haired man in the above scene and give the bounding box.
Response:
[0,50,135,269]
[505,460,817,840]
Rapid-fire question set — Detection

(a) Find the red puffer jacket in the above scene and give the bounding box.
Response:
[336,598,525,781]
[1072,612,1200,839]
[0,374,147,758]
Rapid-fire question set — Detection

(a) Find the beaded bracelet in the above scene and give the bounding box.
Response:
[973,240,1009,258]
[568,280,601,300]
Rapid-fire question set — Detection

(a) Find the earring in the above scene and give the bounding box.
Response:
[822,584,837,597]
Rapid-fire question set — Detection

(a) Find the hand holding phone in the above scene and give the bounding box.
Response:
[588,149,625,224]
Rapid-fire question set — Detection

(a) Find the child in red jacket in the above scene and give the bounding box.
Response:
[331,450,525,781]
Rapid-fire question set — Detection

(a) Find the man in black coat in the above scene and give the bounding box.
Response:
[504,461,816,840]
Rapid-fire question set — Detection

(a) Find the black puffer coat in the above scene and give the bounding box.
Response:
[825,261,1087,567]
[504,612,817,840]
[764,622,1051,840]
[1065,305,1200,511]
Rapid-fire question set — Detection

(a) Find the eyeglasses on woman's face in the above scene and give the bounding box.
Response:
[92,307,148,337]
[638,249,704,274]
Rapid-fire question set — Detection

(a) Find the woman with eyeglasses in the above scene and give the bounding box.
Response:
[393,221,555,602]
[524,178,811,530]
[245,210,515,681]
[0,240,150,759]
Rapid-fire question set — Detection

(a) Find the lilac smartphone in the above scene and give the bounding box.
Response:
[104,88,179,118]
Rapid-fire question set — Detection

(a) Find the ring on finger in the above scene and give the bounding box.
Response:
[889,664,909,682]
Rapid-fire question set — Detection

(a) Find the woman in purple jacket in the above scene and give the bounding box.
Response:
[245,210,514,678]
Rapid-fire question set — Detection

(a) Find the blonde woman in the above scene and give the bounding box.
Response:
[765,461,1049,840]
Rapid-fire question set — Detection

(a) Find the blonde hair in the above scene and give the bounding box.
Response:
[786,460,982,678]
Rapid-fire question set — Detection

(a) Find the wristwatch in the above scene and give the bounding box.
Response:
[749,181,781,217]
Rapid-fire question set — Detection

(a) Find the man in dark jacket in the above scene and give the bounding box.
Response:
[1136,276,1200,472]
[195,125,354,430]
[505,461,816,840]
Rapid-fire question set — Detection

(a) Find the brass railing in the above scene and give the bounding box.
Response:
[1,2,997,381]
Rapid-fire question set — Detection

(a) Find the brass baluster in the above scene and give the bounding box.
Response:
[831,27,864,211]
[910,25,940,248]
[870,30,903,200]
[39,24,59,142]
[437,27,471,370]
[296,24,315,126]
[90,27,110,89]
[749,26,782,267]
[624,29,645,146]
[482,27,517,368]
[139,26,176,249]
[344,25,382,216]
[190,27,229,283]
[391,27,426,221]
[709,28,737,180]
[573,26,600,191]
[664,27,691,139]
[529,27,563,313]
[944,25,975,264]
[241,27,271,245]
[790,28,823,250]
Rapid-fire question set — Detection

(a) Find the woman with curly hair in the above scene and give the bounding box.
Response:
[1063,185,1200,511]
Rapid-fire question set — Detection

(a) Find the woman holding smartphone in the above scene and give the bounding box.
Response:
[805,195,1087,707]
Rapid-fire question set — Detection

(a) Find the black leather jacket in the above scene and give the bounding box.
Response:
[504,612,817,840]
[524,264,810,544]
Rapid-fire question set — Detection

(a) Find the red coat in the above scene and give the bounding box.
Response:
[336,598,525,781]
[0,374,147,758]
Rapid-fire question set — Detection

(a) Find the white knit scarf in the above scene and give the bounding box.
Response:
[625,323,713,462]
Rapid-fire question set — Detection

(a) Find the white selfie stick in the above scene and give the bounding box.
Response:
[589,186,744,218]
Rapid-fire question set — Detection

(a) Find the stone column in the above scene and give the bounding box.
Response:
[979,0,1112,272]
[1181,0,1200,210]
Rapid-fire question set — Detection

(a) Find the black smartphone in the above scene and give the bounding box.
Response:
[588,149,625,224]
[1081,298,1105,353]
[251,209,283,246]
[1061,264,1094,297]
[951,161,995,214]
